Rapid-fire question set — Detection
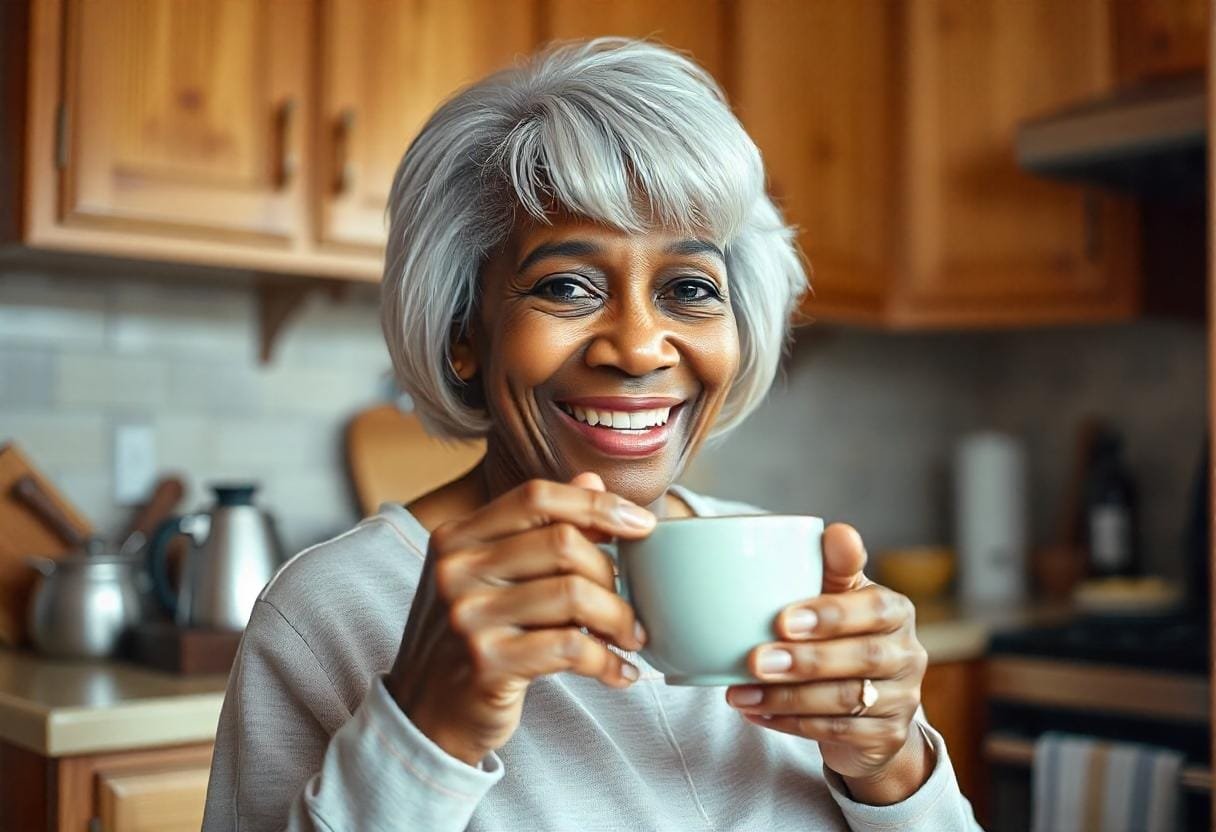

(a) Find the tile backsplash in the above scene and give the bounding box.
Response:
[1,270,388,555]
[1,267,1206,580]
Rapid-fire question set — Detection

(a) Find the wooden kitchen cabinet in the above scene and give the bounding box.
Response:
[79,745,212,832]
[920,659,987,814]
[9,0,1144,331]
[1112,0,1208,84]
[0,738,212,832]
[542,0,729,84]
[317,0,538,251]
[57,0,310,245]
[734,0,1140,328]
[14,0,372,279]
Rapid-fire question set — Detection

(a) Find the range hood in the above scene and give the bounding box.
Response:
[1016,73,1205,197]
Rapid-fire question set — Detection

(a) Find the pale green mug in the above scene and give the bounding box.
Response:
[615,514,824,686]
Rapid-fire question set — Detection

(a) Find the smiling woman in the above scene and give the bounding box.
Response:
[201,39,983,832]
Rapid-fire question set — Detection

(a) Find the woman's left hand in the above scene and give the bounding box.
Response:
[725,523,931,789]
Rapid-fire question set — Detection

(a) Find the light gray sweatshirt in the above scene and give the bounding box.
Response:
[202,487,984,831]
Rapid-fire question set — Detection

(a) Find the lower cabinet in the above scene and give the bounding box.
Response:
[920,659,988,821]
[0,740,213,832]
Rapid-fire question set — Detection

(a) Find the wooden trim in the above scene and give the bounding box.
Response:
[24,0,64,243]
[258,280,317,363]
[984,732,1212,794]
[1207,4,1216,831]
[0,0,30,242]
[0,740,54,832]
[987,657,1209,722]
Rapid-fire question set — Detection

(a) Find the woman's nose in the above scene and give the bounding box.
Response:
[584,306,680,377]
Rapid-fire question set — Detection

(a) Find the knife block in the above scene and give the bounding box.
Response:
[126,621,243,675]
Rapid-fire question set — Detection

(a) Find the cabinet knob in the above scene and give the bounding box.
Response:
[1083,190,1103,262]
[333,109,357,195]
[274,98,298,189]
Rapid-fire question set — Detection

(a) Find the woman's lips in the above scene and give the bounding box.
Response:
[553,401,683,458]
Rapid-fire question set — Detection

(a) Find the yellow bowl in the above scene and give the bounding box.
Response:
[876,547,955,601]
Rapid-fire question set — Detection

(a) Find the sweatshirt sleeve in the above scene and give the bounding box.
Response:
[201,599,503,832]
[822,711,985,832]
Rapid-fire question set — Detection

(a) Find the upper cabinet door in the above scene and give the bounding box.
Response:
[60,0,311,243]
[733,0,896,324]
[900,0,1139,321]
[1112,0,1208,84]
[318,0,539,252]
[543,0,728,87]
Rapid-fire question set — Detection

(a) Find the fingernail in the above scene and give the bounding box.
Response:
[785,608,818,636]
[615,502,656,530]
[731,687,763,707]
[621,663,639,681]
[758,648,793,675]
[634,621,648,646]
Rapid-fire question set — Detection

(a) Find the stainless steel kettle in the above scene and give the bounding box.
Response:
[27,552,143,659]
[148,484,285,630]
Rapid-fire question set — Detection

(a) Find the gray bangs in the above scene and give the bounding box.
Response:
[484,39,764,241]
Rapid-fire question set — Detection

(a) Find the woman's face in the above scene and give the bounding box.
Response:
[466,213,740,508]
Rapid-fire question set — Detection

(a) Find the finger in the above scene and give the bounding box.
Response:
[567,472,614,544]
[775,585,914,641]
[569,471,605,491]
[451,574,644,652]
[726,678,902,718]
[741,713,901,747]
[821,523,872,594]
[746,633,923,683]
[439,522,618,595]
[440,479,655,548]
[476,626,640,689]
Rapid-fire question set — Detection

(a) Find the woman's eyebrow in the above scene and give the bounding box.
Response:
[516,240,602,273]
[665,239,725,262]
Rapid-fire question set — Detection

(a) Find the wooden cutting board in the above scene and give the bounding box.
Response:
[344,404,485,517]
[0,442,93,646]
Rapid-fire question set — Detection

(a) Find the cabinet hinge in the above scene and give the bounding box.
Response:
[55,102,69,170]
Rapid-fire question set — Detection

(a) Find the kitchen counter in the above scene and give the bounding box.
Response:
[912,596,1078,664]
[0,597,1073,757]
[0,649,227,757]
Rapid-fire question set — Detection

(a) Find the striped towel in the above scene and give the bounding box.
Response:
[1032,731,1185,832]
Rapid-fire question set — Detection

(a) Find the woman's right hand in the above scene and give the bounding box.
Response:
[385,473,655,766]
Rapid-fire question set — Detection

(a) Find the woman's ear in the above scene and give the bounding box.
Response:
[449,339,479,382]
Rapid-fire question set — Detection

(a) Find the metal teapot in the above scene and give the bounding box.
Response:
[147,484,285,631]
[28,551,143,659]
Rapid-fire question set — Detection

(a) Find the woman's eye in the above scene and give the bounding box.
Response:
[537,276,594,300]
[665,278,720,303]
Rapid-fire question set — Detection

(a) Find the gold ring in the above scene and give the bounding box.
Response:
[852,679,879,716]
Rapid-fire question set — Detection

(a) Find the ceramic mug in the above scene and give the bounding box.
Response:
[615,514,824,686]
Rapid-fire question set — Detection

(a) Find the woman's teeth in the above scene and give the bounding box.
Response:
[560,404,672,430]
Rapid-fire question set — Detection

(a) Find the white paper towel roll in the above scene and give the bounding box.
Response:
[954,432,1028,604]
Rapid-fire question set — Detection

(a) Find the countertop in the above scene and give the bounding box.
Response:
[0,649,227,756]
[0,596,1076,757]
[914,596,1077,663]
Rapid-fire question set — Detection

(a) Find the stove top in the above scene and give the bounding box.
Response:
[987,611,1210,674]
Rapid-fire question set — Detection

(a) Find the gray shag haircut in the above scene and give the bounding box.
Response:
[381,37,806,441]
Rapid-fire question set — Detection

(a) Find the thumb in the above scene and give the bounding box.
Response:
[569,471,606,492]
[822,523,872,594]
